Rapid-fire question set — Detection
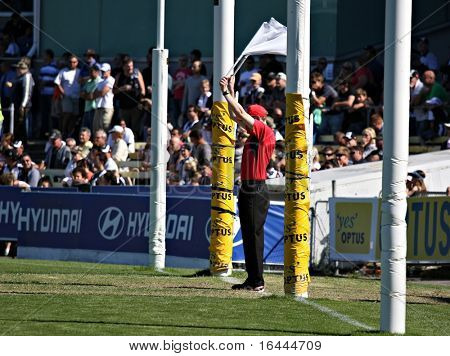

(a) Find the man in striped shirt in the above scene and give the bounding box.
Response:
[38,49,59,136]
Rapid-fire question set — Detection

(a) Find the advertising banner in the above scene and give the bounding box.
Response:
[331,197,450,263]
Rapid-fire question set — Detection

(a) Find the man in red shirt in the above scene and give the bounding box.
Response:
[219,76,275,292]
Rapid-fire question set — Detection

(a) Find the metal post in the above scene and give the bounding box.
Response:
[149,0,168,270]
[213,0,234,102]
[380,0,411,334]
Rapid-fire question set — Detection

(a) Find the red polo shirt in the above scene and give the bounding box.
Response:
[241,119,275,181]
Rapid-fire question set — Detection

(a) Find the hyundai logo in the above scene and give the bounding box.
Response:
[98,207,125,240]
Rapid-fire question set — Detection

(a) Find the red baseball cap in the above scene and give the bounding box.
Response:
[247,104,268,118]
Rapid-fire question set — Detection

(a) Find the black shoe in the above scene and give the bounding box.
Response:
[231,280,265,292]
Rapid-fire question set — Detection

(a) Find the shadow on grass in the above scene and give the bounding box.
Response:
[0,317,352,336]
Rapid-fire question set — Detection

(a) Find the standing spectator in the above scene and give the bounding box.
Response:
[196,79,213,120]
[361,127,378,159]
[182,105,201,139]
[78,127,93,158]
[190,49,207,76]
[114,57,145,136]
[108,125,128,164]
[167,136,183,173]
[181,60,206,116]
[107,119,135,153]
[17,153,40,187]
[351,55,374,92]
[142,47,154,99]
[0,62,17,132]
[93,63,115,132]
[44,130,72,169]
[38,49,59,136]
[54,54,81,138]
[310,72,338,136]
[10,60,34,143]
[242,72,265,106]
[79,48,98,81]
[417,37,439,71]
[80,64,101,131]
[189,129,211,166]
[172,54,191,125]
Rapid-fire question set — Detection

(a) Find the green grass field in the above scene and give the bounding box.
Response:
[0,258,448,336]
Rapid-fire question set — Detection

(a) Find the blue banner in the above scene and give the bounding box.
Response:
[0,186,22,241]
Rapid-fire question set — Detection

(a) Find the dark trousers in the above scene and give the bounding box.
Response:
[238,181,270,287]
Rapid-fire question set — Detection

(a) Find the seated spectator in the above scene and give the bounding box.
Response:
[96,170,126,186]
[334,131,347,146]
[406,170,427,197]
[91,129,108,153]
[183,159,198,185]
[108,125,129,165]
[345,88,373,134]
[361,127,378,159]
[189,130,211,166]
[269,72,287,110]
[335,146,352,167]
[176,143,195,184]
[322,159,339,170]
[350,145,364,164]
[64,146,84,177]
[66,137,76,151]
[78,127,93,158]
[168,136,183,173]
[13,140,24,160]
[18,153,40,187]
[76,158,94,182]
[262,72,277,103]
[311,147,321,171]
[102,145,119,172]
[370,113,384,136]
[414,70,449,139]
[107,119,135,153]
[44,130,72,169]
[2,149,20,178]
[199,164,212,185]
[242,72,265,106]
[365,150,382,162]
[442,123,450,150]
[37,176,53,188]
[71,167,89,186]
[1,133,14,153]
[322,146,336,162]
[343,131,358,148]
[237,55,259,96]
[330,79,355,131]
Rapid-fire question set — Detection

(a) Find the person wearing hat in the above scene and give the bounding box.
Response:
[109,125,128,164]
[242,71,265,106]
[220,75,275,292]
[44,129,72,169]
[9,60,34,143]
[92,63,115,132]
[237,55,259,96]
[2,149,20,178]
[343,131,357,148]
[268,72,287,109]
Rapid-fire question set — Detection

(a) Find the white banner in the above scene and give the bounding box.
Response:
[241,17,287,56]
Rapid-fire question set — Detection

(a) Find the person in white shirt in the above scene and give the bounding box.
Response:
[93,63,115,132]
[54,54,81,137]
[410,69,427,129]
[107,119,135,153]
[108,125,129,164]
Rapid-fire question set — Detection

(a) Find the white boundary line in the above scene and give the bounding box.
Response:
[295,297,374,331]
[221,276,374,331]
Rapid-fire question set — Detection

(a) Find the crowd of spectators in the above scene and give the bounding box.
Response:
[0,30,449,189]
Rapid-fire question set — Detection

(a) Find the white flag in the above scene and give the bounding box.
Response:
[241,17,287,56]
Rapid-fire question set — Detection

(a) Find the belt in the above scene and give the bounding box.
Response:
[241,180,266,185]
